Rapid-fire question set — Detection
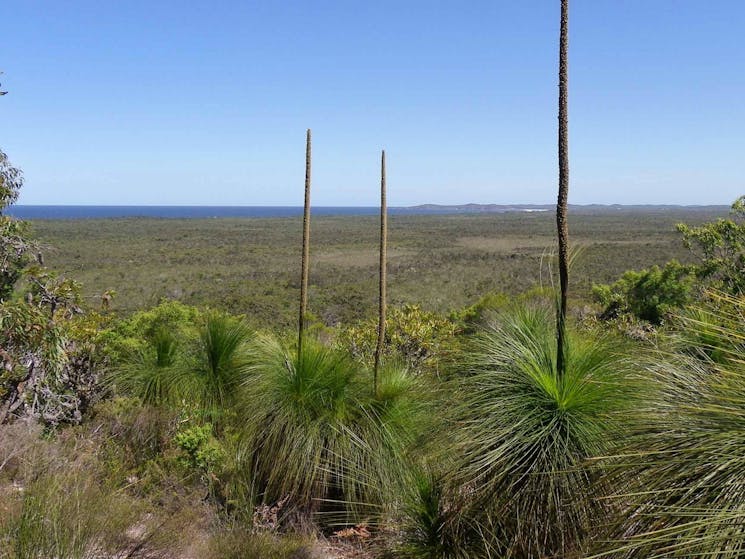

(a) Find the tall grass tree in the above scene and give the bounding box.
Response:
[374,149,388,395]
[240,336,429,524]
[556,0,570,377]
[449,303,640,557]
[298,128,312,358]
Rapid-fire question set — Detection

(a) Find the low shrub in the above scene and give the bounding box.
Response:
[207,528,313,559]
[592,259,695,324]
[338,304,458,376]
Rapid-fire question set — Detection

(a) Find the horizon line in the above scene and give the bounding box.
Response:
[8,202,731,208]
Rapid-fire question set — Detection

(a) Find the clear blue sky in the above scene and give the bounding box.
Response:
[2,1,743,206]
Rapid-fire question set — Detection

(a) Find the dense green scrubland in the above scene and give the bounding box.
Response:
[6,147,745,557]
[30,208,722,327]
[3,198,745,558]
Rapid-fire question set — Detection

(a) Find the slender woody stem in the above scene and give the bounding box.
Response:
[298,129,312,359]
[556,0,570,378]
[374,150,388,395]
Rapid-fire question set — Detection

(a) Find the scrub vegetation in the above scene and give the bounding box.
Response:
[28,207,721,327]
[4,2,745,555]
[4,144,745,557]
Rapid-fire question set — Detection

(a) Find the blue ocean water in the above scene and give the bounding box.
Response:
[6,205,431,220]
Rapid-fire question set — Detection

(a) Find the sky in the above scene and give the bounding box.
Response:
[1,1,743,206]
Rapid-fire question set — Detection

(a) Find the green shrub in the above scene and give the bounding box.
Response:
[677,195,745,294]
[108,310,254,423]
[174,423,226,475]
[592,259,695,324]
[207,529,312,559]
[339,304,458,375]
[449,292,510,333]
[102,299,202,360]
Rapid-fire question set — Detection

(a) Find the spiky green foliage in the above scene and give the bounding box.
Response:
[674,292,745,365]
[187,312,254,418]
[449,304,638,557]
[109,312,254,421]
[110,327,180,407]
[596,293,745,558]
[241,336,428,523]
[395,470,500,559]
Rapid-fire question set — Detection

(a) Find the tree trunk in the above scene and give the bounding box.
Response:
[556,0,570,378]
[298,129,312,358]
[374,150,388,395]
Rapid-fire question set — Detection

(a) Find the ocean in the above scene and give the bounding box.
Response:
[5,205,723,220]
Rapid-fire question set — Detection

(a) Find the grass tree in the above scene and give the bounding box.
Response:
[556,0,570,377]
[298,128,312,358]
[595,292,745,558]
[111,327,181,407]
[374,149,388,394]
[448,304,639,557]
[240,335,428,524]
[435,14,646,551]
[187,312,254,420]
[110,312,254,421]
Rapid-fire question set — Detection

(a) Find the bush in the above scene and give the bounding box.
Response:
[102,299,202,361]
[1,299,107,425]
[677,195,745,294]
[175,422,226,476]
[108,310,255,423]
[449,291,510,334]
[207,529,313,559]
[338,304,458,375]
[592,259,695,324]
